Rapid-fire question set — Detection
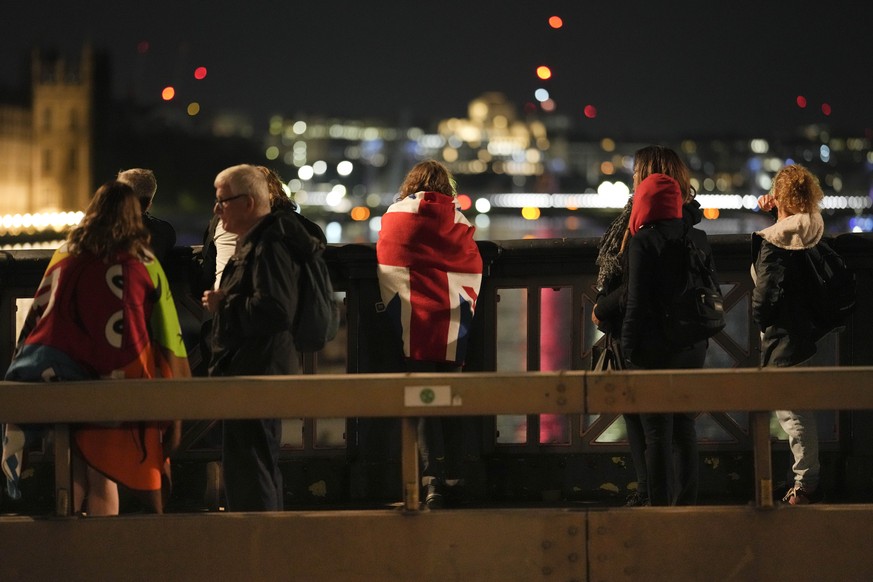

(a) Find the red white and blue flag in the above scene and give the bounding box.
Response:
[377,191,483,364]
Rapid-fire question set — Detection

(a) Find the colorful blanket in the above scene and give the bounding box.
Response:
[3,243,189,502]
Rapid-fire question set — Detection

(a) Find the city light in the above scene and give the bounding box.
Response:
[822,103,832,116]
[548,16,563,29]
[457,194,472,211]
[536,66,552,80]
[796,95,807,108]
[187,102,200,116]
[194,66,208,80]
[583,104,597,119]
[521,207,541,220]
[161,86,175,101]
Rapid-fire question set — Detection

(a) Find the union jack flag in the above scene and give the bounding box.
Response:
[377,192,482,364]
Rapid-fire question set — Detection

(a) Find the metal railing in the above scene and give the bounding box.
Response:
[2,366,872,515]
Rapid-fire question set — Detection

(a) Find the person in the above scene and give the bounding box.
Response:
[617,146,714,506]
[376,160,483,509]
[752,164,825,505]
[4,181,190,515]
[117,168,177,264]
[593,145,711,506]
[200,166,294,293]
[201,164,321,511]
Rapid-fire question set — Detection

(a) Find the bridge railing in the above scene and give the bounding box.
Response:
[2,366,872,515]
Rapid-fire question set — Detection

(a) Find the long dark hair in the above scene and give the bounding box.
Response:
[67,181,151,261]
[633,145,695,203]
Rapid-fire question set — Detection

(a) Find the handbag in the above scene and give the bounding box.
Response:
[593,335,624,371]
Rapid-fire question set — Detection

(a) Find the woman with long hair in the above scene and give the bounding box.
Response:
[5,181,190,515]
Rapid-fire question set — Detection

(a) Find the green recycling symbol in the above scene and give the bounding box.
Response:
[420,388,435,404]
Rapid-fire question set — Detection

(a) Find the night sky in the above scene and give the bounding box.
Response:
[4,1,873,139]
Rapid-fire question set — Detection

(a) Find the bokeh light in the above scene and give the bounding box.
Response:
[534,88,550,102]
[194,66,208,80]
[161,86,175,101]
[187,102,200,116]
[350,206,370,221]
[583,104,597,118]
[548,16,563,29]
[536,66,552,80]
[457,194,473,211]
[796,95,807,108]
[822,102,832,116]
[137,41,149,54]
[521,207,541,220]
[703,208,720,220]
[541,99,556,112]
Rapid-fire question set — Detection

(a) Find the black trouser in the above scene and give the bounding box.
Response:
[222,418,283,511]
[406,360,461,487]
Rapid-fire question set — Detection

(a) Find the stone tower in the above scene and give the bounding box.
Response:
[30,44,93,213]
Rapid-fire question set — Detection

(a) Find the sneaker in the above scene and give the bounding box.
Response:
[782,485,823,505]
[424,483,445,509]
[625,491,650,507]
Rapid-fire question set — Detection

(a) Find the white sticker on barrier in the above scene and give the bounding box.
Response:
[404,385,452,407]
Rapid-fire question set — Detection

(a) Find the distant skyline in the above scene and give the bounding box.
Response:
[3,1,873,139]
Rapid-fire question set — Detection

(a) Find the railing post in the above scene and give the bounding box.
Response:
[750,411,773,508]
[54,423,72,516]
[401,417,419,511]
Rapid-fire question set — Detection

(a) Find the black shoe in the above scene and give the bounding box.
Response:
[625,491,650,507]
[424,483,445,509]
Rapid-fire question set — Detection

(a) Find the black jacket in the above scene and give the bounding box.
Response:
[751,236,818,367]
[209,208,322,377]
[620,207,713,368]
[595,202,710,343]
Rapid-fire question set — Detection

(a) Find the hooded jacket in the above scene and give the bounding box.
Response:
[209,207,322,376]
[619,174,713,367]
[751,212,824,367]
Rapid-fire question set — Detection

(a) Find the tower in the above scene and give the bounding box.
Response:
[30,44,93,213]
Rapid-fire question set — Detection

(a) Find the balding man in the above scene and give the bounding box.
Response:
[202,164,321,511]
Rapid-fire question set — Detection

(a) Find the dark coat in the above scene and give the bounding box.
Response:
[143,213,177,265]
[751,236,818,367]
[620,212,713,368]
[209,208,322,377]
[595,201,710,347]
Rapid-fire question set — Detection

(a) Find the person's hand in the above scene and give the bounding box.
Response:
[757,194,777,212]
[201,289,226,314]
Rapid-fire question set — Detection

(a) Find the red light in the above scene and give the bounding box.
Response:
[161,86,175,101]
[583,105,597,119]
[796,95,807,108]
[457,194,472,211]
[194,66,208,80]
[536,65,552,80]
[137,41,149,54]
[821,103,832,116]
[548,16,563,29]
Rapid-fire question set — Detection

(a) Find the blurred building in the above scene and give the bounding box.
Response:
[0,45,93,214]
[0,46,92,246]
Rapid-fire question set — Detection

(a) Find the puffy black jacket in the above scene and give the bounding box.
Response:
[751,235,818,367]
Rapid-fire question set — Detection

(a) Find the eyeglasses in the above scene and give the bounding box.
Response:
[214,193,249,209]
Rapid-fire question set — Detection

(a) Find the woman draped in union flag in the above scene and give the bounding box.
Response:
[376,160,482,509]
[4,181,190,515]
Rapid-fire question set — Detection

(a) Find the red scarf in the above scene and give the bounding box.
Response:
[629,173,683,235]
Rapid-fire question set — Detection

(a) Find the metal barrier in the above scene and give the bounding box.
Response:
[2,366,872,515]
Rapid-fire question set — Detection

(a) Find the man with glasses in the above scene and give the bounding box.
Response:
[201,164,321,511]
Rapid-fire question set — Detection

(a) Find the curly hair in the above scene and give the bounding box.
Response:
[398,160,456,199]
[67,181,151,261]
[633,145,695,203]
[772,164,823,214]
